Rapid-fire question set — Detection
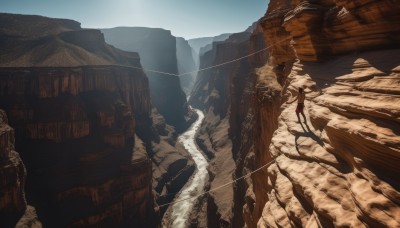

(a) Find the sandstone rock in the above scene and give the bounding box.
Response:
[0,110,41,227]
[15,206,43,228]
[260,0,400,70]
[0,13,157,227]
[247,0,400,225]
[189,23,268,227]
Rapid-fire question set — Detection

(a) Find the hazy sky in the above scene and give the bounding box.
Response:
[0,0,269,39]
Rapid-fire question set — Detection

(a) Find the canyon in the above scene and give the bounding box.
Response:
[188,0,400,227]
[0,13,194,227]
[1,0,400,227]
[101,27,197,132]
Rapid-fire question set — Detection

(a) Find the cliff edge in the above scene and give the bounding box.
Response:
[244,1,400,227]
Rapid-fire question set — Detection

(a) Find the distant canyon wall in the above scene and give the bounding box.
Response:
[188,24,267,227]
[176,37,197,95]
[101,27,197,133]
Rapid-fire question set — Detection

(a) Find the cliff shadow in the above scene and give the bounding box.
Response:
[300,48,400,90]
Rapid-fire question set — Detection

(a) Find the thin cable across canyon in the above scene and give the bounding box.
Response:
[129,37,291,77]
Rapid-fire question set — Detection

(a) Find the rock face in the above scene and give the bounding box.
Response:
[101,27,197,132]
[261,0,400,63]
[0,110,42,227]
[189,1,400,227]
[176,37,197,95]
[189,25,267,227]
[0,13,194,227]
[188,33,232,58]
[242,1,400,227]
[0,65,155,227]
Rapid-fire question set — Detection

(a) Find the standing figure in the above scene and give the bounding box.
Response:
[287,87,307,123]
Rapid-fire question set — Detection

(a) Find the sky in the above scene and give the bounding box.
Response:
[0,0,269,39]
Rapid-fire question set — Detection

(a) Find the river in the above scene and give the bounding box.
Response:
[162,108,208,228]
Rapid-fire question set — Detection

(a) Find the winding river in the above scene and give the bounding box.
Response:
[162,108,208,228]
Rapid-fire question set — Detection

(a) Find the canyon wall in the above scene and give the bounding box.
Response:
[0,13,194,227]
[244,0,400,227]
[176,37,197,95]
[189,25,267,227]
[0,65,156,227]
[189,1,400,227]
[101,27,197,132]
[0,110,42,227]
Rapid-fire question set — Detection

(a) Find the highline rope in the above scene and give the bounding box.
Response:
[133,37,291,77]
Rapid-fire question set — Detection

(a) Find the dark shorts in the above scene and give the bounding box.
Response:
[296,103,304,113]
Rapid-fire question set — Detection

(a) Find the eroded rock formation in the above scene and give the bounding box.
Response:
[189,24,267,227]
[244,0,400,227]
[101,27,197,133]
[189,1,400,227]
[0,13,194,227]
[0,65,156,227]
[0,110,42,227]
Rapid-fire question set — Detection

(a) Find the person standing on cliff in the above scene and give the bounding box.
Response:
[287,87,307,123]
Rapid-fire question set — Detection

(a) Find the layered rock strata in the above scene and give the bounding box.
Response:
[0,66,155,227]
[243,0,400,227]
[188,1,400,227]
[0,110,42,227]
[189,24,267,227]
[261,0,400,63]
[0,13,194,227]
[256,49,400,228]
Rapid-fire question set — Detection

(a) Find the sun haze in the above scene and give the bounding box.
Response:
[0,0,269,39]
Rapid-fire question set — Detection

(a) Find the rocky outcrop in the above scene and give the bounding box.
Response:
[0,65,155,227]
[189,24,267,227]
[255,50,400,228]
[187,1,399,227]
[145,108,196,216]
[0,13,194,227]
[261,0,400,63]
[101,27,197,132]
[0,110,42,227]
[242,1,400,227]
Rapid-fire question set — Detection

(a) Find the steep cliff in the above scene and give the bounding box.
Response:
[243,1,400,227]
[189,25,267,227]
[0,13,194,227]
[101,27,197,132]
[0,110,42,227]
[176,37,197,95]
[188,1,400,227]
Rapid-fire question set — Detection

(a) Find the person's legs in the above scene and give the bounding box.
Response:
[296,112,301,122]
[296,103,305,123]
[301,111,306,122]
